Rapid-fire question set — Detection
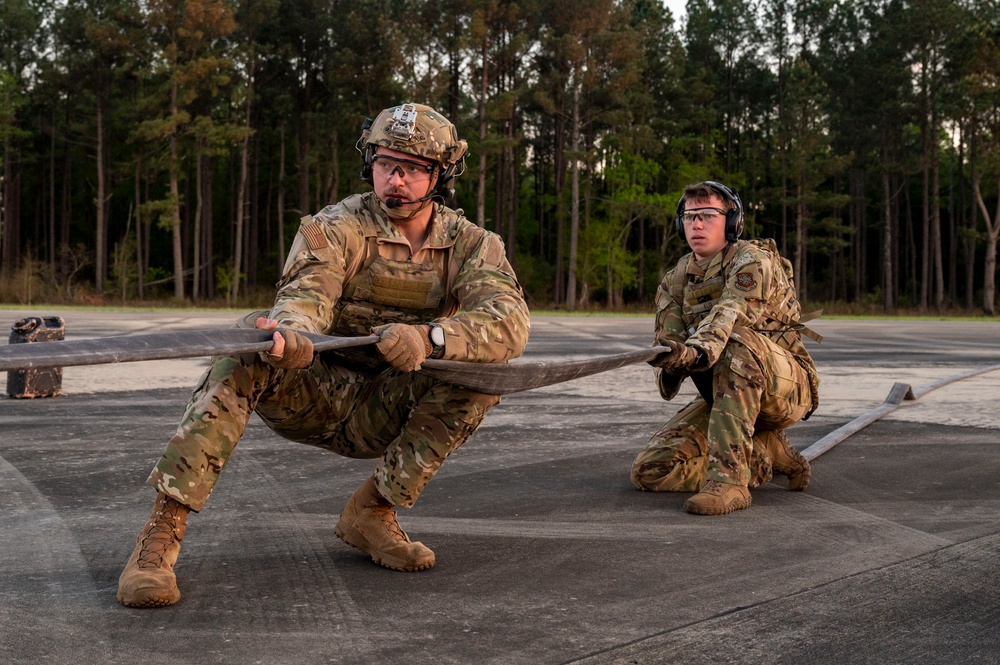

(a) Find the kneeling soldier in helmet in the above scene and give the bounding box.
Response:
[118,103,529,607]
[632,181,819,515]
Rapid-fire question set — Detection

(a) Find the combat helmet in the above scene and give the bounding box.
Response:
[357,103,468,203]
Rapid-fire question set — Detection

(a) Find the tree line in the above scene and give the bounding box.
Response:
[0,0,998,313]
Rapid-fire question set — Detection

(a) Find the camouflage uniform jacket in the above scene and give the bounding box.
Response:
[654,238,819,410]
[270,192,529,364]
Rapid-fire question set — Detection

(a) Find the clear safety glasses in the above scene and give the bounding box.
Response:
[680,208,727,224]
[371,154,436,181]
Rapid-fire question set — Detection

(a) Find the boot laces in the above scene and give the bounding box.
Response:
[701,481,730,496]
[372,505,410,542]
[771,433,805,473]
[136,504,182,569]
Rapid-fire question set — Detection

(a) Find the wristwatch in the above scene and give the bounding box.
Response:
[428,323,446,359]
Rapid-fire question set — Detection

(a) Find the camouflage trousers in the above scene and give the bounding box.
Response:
[148,351,499,511]
[631,327,814,491]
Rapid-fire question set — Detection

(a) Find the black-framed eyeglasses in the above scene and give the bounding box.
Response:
[371,154,435,180]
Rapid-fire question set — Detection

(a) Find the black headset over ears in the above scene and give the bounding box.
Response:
[675,181,745,242]
[359,117,375,182]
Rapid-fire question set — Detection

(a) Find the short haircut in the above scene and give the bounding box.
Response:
[681,183,735,211]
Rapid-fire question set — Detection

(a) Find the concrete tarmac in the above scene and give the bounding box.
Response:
[1,311,999,664]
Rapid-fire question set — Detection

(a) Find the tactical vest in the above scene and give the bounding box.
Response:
[331,242,443,335]
[328,206,466,367]
[668,239,820,345]
[668,238,821,415]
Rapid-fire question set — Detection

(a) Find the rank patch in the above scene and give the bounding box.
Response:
[735,272,757,291]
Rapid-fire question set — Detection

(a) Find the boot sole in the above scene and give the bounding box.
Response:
[334,522,434,572]
[683,494,753,515]
[116,587,180,608]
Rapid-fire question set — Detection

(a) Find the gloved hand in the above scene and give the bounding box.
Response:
[257,317,315,369]
[648,339,701,374]
[374,323,432,372]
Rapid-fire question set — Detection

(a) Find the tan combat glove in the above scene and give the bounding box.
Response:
[374,323,432,372]
[648,339,701,374]
[260,326,315,370]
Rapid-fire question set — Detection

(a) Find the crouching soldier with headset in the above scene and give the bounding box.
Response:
[633,181,821,515]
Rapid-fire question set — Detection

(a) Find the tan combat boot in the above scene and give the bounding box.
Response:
[335,476,435,572]
[117,492,190,607]
[684,480,752,515]
[757,429,811,491]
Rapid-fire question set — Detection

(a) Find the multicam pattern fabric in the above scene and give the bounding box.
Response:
[272,192,528,364]
[632,327,813,489]
[362,103,468,168]
[633,239,818,491]
[658,239,817,391]
[151,353,499,511]
[148,194,528,511]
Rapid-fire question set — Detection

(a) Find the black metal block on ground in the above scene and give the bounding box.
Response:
[6,316,65,398]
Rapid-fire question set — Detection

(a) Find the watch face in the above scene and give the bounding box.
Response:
[430,325,446,347]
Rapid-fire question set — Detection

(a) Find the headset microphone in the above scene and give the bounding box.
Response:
[385,192,437,209]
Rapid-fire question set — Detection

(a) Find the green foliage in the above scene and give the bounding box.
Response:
[0,0,43,76]
[139,197,180,233]
[513,251,556,305]
[0,71,30,143]
[0,0,995,313]
[112,234,140,303]
[579,217,639,304]
[0,254,51,304]
[215,264,243,300]
[145,266,171,285]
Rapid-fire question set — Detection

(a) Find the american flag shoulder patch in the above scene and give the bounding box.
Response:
[301,223,327,251]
